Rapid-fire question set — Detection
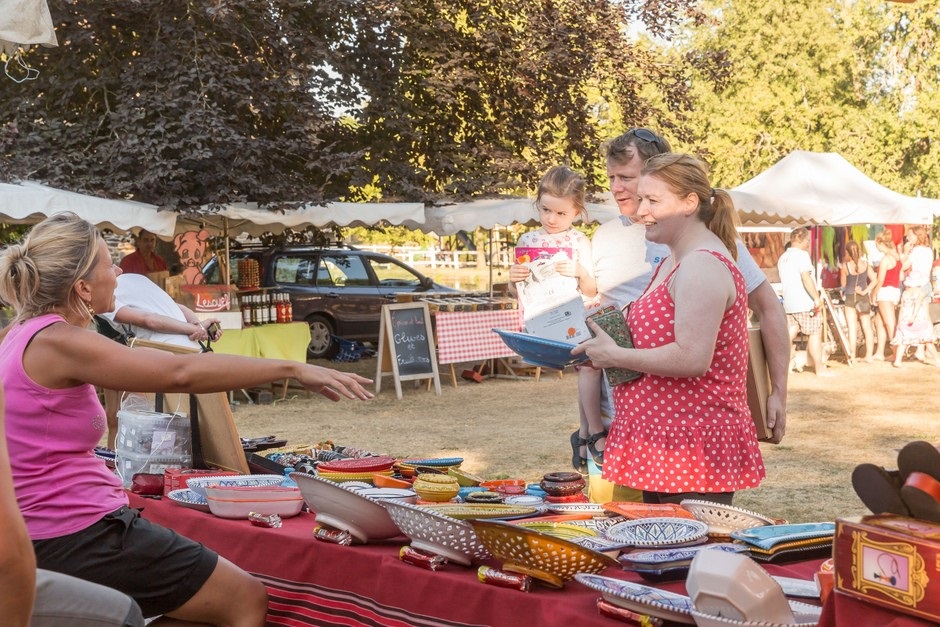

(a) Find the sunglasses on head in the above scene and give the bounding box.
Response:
[626,128,668,152]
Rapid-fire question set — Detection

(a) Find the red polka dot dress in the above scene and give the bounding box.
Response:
[602,251,765,493]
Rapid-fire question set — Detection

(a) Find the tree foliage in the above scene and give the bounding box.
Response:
[0,0,700,209]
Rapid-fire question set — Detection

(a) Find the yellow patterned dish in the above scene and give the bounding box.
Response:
[516,522,599,542]
[470,519,619,588]
[448,467,485,487]
[424,503,538,521]
[316,469,394,483]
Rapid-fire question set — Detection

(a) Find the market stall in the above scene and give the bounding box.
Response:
[126,493,849,627]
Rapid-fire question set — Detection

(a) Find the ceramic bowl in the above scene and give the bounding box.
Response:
[686,550,794,623]
[413,474,461,502]
[372,474,413,489]
[492,329,588,370]
[203,485,304,519]
[380,499,492,566]
[291,472,403,543]
[186,473,284,498]
[539,476,586,497]
[349,487,418,504]
[680,499,776,536]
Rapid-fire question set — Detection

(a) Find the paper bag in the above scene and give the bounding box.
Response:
[746,326,774,441]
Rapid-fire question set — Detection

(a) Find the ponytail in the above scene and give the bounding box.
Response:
[707,190,739,261]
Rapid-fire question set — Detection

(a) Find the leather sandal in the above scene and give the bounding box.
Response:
[587,429,608,467]
[569,430,588,474]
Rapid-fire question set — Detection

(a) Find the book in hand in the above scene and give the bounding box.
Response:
[514,246,590,344]
[586,305,642,386]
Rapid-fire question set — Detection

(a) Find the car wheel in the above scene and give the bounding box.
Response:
[306,315,338,360]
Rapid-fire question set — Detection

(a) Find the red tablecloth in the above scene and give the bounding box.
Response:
[435,310,522,364]
[128,493,844,627]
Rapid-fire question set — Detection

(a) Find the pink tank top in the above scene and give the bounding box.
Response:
[0,314,126,539]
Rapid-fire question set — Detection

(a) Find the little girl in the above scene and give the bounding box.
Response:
[509,166,599,472]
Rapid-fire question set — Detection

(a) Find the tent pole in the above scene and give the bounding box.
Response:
[488,228,494,296]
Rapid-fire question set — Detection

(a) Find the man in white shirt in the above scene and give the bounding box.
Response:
[589,128,790,442]
[776,227,828,376]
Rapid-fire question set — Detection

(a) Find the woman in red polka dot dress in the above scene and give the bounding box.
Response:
[574,153,764,505]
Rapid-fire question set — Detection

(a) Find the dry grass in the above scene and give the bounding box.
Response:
[231,354,940,525]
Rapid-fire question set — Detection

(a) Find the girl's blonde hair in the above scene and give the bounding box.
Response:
[0,212,102,323]
[535,166,588,222]
[640,153,739,260]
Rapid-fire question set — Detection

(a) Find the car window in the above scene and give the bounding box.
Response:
[319,255,371,287]
[367,255,423,287]
[273,256,308,285]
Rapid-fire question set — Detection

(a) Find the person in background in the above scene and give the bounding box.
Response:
[872,229,901,362]
[898,225,935,363]
[99,271,224,448]
[589,128,790,443]
[573,153,765,505]
[839,240,876,364]
[119,228,167,276]
[777,227,830,376]
[0,212,373,626]
[0,385,145,627]
[508,166,599,471]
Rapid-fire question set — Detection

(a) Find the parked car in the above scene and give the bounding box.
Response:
[202,244,459,359]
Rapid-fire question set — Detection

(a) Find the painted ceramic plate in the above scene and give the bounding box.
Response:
[620,542,747,565]
[772,576,821,599]
[492,329,588,370]
[545,503,608,516]
[401,457,464,468]
[730,522,835,550]
[603,502,696,520]
[317,469,394,482]
[167,488,211,513]
[516,522,598,541]
[424,503,538,520]
[606,517,709,548]
[574,574,695,624]
[680,499,776,536]
[316,456,396,472]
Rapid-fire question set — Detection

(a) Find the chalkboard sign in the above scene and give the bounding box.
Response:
[375,303,441,399]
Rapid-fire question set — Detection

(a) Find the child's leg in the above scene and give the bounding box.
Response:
[578,367,607,464]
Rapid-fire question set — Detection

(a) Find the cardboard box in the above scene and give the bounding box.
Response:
[746,326,773,441]
[834,515,940,622]
[163,468,238,495]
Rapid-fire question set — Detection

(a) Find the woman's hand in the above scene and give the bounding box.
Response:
[297,364,374,401]
[570,319,620,369]
[509,264,530,283]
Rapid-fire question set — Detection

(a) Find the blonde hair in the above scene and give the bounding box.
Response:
[535,166,588,222]
[0,212,102,322]
[640,153,739,260]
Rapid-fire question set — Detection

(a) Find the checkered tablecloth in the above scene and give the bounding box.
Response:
[435,309,523,364]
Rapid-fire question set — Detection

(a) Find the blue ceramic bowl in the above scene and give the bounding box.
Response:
[492,329,588,370]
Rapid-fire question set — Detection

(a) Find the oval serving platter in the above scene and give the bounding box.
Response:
[606,517,709,548]
[424,503,538,521]
[730,522,836,550]
[574,574,695,624]
[167,488,211,513]
[620,542,747,565]
[545,503,608,516]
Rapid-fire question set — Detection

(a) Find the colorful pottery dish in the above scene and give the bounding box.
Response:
[204,485,305,519]
[372,474,413,489]
[380,499,492,566]
[291,472,403,543]
[686,550,794,623]
[573,574,695,624]
[620,542,748,566]
[539,472,586,497]
[502,495,545,509]
[186,474,284,499]
[424,503,538,521]
[689,602,822,627]
[602,502,697,520]
[605,517,709,548]
[479,478,527,491]
[316,456,396,473]
[492,329,588,370]
[545,503,608,516]
[464,491,503,504]
[401,457,464,468]
[770,576,820,599]
[729,522,836,551]
[680,499,776,536]
[317,469,394,483]
[167,488,211,513]
[515,522,599,541]
[470,519,618,588]
[412,473,461,502]
[347,487,418,504]
[448,467,485,487]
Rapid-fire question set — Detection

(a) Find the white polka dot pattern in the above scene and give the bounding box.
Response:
[602,252,765,493]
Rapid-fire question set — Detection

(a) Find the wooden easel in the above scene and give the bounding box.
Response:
[129,338,249,473]
[822,290,852,364]
[374,303,442,399]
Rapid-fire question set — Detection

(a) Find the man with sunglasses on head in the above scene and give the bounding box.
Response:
[581,128,790,500]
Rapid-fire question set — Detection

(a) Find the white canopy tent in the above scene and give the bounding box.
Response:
[729,151,940,226]
[412,196,620,235]
[0,180,178,238]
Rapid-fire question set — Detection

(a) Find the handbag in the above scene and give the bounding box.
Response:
[586,304,643,386]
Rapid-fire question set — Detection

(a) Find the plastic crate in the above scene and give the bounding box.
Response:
[115,450,192,488]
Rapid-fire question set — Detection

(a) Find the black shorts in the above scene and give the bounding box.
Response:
[33,506,218,618]
[844,293,872,315]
